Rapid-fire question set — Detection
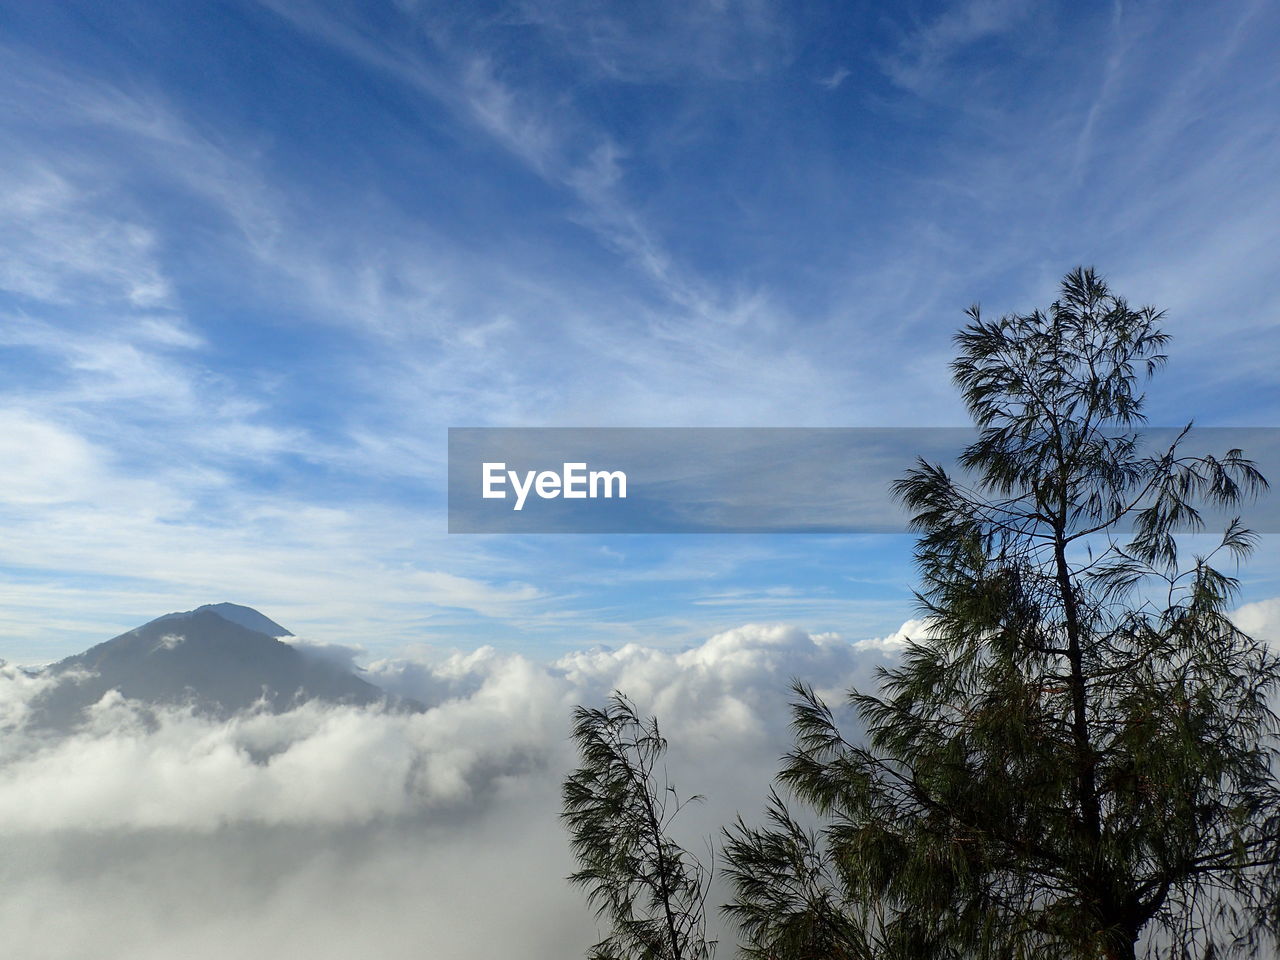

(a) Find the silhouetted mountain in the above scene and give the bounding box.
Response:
[30,605,418,729]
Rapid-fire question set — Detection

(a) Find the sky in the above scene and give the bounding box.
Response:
[2,0,1280,662]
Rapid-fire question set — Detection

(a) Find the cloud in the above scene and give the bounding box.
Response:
[2,1,1277,684]
[506,0,791,83]
[0,410,100,506]
[462,56,562,173]
[0,784,592,960]
[3,603,1276,957]
[0,29,903,665]
[1234,596,1280,647]
[817,65,851,90]
[0,164,173,309]
[0,660,62,729]
[881,0,1034,95]
[0,622,889,958]
[0,623,885,833]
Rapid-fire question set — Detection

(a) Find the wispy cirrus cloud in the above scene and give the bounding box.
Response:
[879,0,1037,95]
[1,0,1278,660]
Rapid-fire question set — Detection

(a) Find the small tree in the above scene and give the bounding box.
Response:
[563,693,716,960]
[724,267,1280,959]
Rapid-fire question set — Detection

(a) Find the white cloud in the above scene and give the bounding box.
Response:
[818,65,851,90]
[0,410,99,506]
[0,660,62,729]
[1234,596,1280,647]
[5,609,1269,960]
[4,602,1271,957]
[0,622,890,958]
[0,164,173,309]
[853,615,935,652]
[0,780,591,960]
[0,623,885,832]
[508,0,790,83]
[881,0,1034,95]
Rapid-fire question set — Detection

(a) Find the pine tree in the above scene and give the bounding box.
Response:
[563,693,716,960]
[724,267,1280,959]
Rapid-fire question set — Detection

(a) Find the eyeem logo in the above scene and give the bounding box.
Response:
[482,462,628,511]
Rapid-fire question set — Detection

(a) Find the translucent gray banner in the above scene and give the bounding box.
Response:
[447,428,1280,534]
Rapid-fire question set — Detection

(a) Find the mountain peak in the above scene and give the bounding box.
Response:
[152,603,293,638]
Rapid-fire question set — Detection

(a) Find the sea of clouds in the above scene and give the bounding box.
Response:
[3,600,1275,959]
[0,622,914,959]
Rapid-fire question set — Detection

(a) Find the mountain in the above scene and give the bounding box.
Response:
[153,602,294,637]
[30,604,415,729]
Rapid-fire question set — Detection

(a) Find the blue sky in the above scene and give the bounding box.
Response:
[1,0,1278,661]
